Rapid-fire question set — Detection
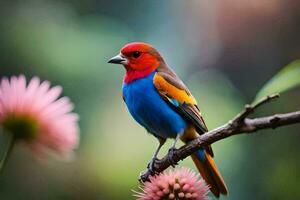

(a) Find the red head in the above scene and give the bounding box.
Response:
[108,42,164,83]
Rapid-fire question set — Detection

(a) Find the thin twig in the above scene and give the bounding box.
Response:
[232,93,279,124]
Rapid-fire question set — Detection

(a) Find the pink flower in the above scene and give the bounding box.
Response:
[0,75,79,160]
[134,168,210,200]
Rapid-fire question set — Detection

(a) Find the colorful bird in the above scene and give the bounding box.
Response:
[108,42,228,197]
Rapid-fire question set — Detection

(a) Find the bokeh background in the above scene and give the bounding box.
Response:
[0,0,300,199]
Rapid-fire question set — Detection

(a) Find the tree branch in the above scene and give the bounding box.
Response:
[139,94,300,182]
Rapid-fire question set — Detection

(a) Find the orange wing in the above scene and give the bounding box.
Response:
[153,72,208,133]
[153,72,197,104]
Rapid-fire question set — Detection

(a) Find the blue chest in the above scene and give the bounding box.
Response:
[122,72,187,139]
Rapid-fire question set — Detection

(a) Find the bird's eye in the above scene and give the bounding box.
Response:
[132,51,141,58]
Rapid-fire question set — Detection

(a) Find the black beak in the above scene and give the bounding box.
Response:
[108,54,127,64]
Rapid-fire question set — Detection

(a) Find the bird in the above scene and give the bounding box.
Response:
[108,42,228,197]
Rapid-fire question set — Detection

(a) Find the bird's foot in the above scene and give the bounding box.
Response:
[167,147,178,168]
[147,157,159,175]
[139,158,160,183]
[139,171,147,183]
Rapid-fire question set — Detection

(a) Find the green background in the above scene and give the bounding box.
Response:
[0,0,300,199]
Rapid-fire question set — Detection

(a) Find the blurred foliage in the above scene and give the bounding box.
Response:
[255,60,300,102]
[0,0,300,200]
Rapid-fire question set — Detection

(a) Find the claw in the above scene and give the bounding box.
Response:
[139,171,147,183]
[147,157,159,175]
[167,147,178,167]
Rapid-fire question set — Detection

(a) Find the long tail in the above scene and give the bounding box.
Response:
[191,149,228,197]
[181,128,228,197]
